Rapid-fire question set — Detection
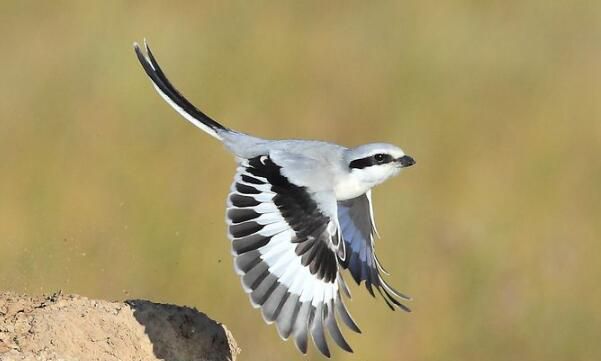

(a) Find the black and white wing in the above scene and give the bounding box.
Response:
[337,191,411,311]
[226,155,360,357]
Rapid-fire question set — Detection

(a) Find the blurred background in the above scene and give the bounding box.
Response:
[1,1,600,360]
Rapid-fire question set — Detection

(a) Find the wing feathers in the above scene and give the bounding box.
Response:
[228,208,260,224]
[262,284,289,322]
[335,297,361,334]
[252,275,279,307]
[230,221,264,238]
[243,261,270,291]
[235,250,261,274]
[230,194,260,208]
[338,192,411,312]
[276,293,301,339]
[241,174,264,184]
[325,299,353,352]
[292,302,311,353]
[227,156,356,357]
[310,304,330,357]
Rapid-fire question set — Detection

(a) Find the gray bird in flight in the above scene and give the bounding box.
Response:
[134,41,415,357]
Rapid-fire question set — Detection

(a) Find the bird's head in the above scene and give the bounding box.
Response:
[344,143,415,189]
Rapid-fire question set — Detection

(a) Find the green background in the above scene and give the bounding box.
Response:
[1,1,600,360]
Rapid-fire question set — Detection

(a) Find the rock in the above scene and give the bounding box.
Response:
[0,291,240,361]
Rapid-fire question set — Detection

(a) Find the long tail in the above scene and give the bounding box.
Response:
[134,40,228,140]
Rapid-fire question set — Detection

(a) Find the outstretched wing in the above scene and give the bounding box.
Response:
[227,155,360,357]
[337,191,411,311]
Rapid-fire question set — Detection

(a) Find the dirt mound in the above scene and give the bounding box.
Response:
[0,292,240,361]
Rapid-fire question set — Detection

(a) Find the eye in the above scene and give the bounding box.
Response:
[374,153,386,163]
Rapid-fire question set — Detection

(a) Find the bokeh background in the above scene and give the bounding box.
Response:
[1,1,600,360]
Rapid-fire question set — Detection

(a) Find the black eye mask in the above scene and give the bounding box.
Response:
[349,153,394,169]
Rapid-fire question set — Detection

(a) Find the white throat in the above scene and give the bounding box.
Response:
[333,172,377,200]
[333,165,401,200]
[334,177,369,200]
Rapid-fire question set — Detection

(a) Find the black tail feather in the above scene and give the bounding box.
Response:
[133,41,228,136]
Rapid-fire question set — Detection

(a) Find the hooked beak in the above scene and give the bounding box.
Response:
[396,155,416,168]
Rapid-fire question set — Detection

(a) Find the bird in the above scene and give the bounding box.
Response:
[134,40,416,358]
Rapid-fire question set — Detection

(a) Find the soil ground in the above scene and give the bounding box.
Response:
[0,292,239,361]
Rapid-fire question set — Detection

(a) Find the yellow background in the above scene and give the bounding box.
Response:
[1,1,600,360]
